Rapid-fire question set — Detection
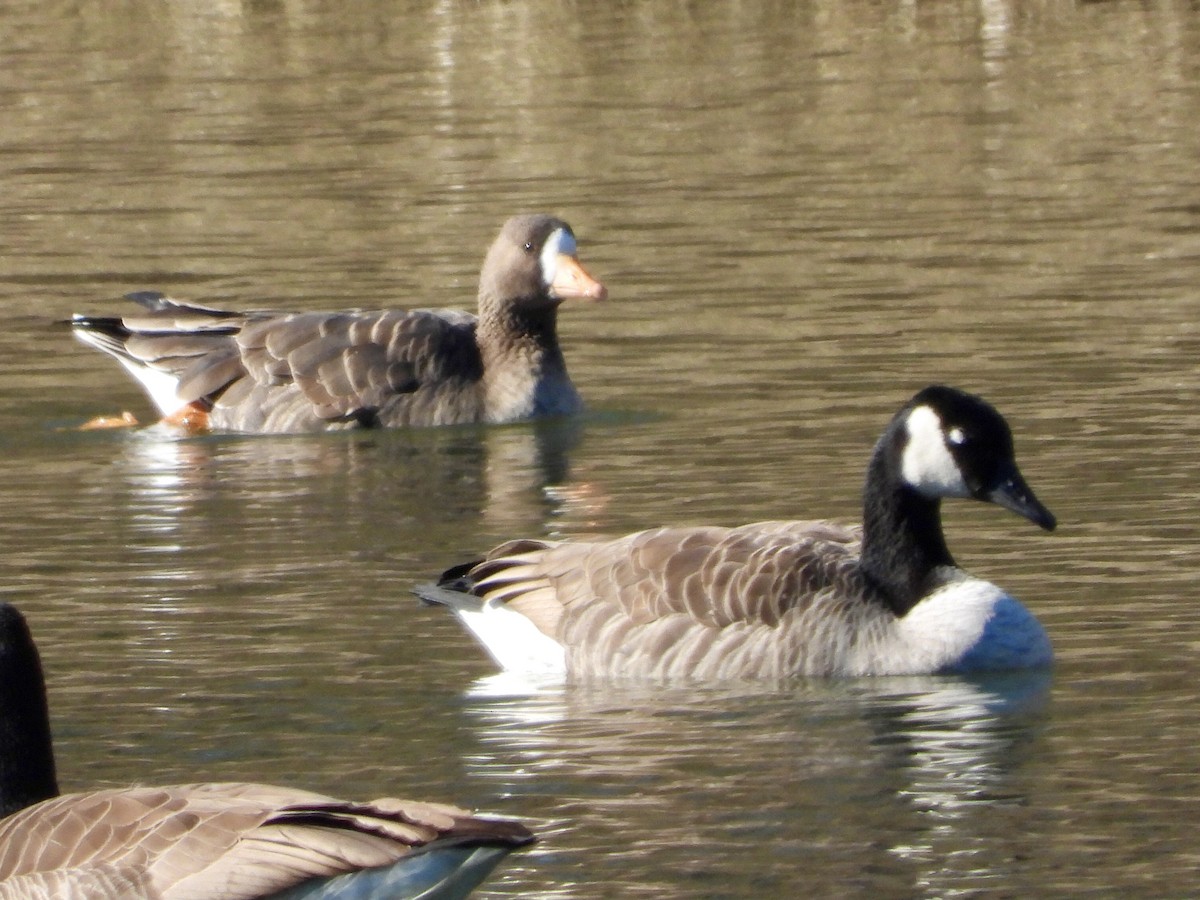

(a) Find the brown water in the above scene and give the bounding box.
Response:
[2,0,1200,895]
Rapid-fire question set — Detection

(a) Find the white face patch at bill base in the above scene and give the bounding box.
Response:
[901,405,970,498]
[538,227,576,288]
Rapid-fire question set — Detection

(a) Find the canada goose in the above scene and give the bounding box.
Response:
[70,214,606,433]
[0,604,533,898]
[417,385,1057,679]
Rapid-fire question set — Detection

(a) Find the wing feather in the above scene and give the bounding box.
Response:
[0,784,530,899]
[462,520,876,678]
[74,295,489,432]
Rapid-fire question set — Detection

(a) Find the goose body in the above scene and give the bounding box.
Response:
[0,605,533,899]
[418,386,1057,680]
[70,214,606,434]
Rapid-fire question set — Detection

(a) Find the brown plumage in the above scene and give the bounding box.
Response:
[70,214,606,433]
[441,522,879,680]
[0,784,532,899]
[0,604,534,898]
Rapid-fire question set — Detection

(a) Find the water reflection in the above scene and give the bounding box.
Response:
[2,0,1199,895]
[459,671,1051,896]
[43,418,601,701]
[863,673,1050,810]
[859,674,1051,894]
[105,415,593,544]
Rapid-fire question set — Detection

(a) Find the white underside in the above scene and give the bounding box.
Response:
[886,577,1052,675]
[454,574,1049,680]
[455,604,567,678]
[270,843,514,900]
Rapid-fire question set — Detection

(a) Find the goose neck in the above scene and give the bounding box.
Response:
[859,443,956,617]
[0,610,59,818]
[477,297,564,364]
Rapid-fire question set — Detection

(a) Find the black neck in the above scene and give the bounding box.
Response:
[0,605,59,818]
[859,435,956,617]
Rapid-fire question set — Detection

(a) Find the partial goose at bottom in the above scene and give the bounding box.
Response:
[0,604,533,899]
[418,385,1057,680]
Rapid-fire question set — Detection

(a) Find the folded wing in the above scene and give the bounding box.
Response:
[453,521,873,679]
[0,782,532,899]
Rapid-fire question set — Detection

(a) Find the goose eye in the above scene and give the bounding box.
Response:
[947,427,966,446]
[523,241,535,253]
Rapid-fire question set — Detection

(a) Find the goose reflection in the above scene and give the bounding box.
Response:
[457,670,1051,896]
[859,672,1052,894]
[105,416,594,545]
[74,419,599,688]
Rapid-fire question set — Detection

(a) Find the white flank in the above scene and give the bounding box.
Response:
[901,405,970,498]
[454,603,567,678]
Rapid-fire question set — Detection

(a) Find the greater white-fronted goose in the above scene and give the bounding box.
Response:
[70,214,606,433]
[0,604,533,898]
[418,386,1057,679]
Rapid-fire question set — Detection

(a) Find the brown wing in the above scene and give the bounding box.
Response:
[76,294,487,432]
[0,783,530,899]
[469,521,877,679]
[220,308,484,431]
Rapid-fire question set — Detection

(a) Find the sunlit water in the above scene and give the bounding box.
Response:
[1,0,1199,895]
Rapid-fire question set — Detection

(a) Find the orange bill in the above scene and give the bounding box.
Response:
[551,254,608,301]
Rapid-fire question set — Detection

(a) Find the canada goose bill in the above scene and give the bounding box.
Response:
[984,468,1056,531]
[0,603,533,898]
[417,385,1057,680]
[70,214,605,434]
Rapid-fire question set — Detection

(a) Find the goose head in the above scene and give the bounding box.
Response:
[861,385,1055,614]
[478,214,607,318]
[897,385,1056,531]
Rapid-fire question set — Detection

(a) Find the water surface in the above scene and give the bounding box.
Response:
[1,0,1199,895]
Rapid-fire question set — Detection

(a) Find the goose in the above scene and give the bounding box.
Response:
[70,214,606,433]
[417,385,1057,679]
[0,603,533,898]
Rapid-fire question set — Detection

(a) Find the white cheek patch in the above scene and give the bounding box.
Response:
[901,405,970,498]
[539,227,576,287]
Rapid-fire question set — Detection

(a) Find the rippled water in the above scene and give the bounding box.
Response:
[2,0,1200,896]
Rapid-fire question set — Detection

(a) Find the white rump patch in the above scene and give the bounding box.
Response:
[538,227,575,288]
[73,328,184,416]
[901,405,969,499]
[116,358,184,417]
[455,603,567,678]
